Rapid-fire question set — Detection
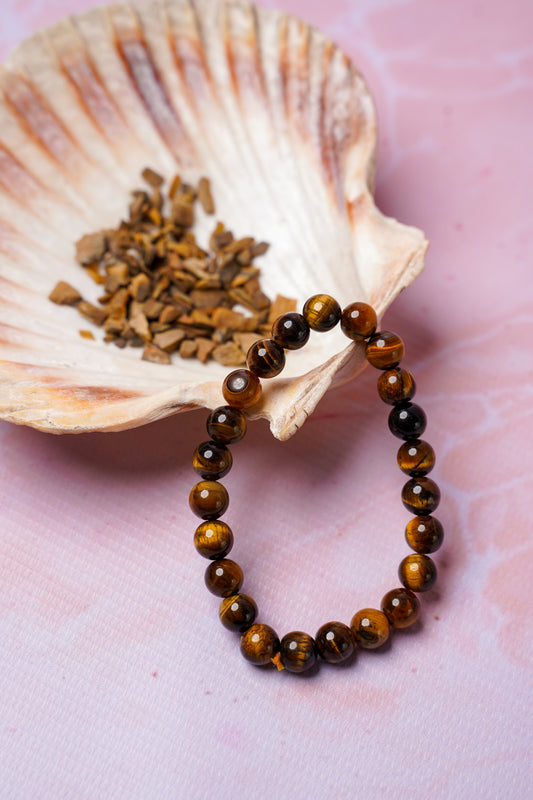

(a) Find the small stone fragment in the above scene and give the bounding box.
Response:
[49,281,82,306]
[79,329,95,340]
[179,339,198,359]
[212,341,245,367]
[197,177,215,214]
[77,301,107,326]
[142,343,171,364]
[142,167,164,187]
[195,337,217,364]
[211,307,247,330]
[153,329,186,352]
[130,272,151,302]
[268,294,297,323]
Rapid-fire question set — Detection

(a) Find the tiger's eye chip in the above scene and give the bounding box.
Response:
[55,170,296,366]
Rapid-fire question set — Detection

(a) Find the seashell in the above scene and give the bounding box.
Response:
[0,0,427,440]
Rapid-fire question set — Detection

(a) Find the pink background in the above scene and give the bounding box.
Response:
[0,1,532,798]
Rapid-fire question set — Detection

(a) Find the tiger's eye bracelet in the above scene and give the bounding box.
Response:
[189,295,443,672]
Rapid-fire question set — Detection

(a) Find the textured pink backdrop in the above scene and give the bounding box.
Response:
[0,1,532,798]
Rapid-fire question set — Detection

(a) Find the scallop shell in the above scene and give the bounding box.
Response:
[0,0,427,439]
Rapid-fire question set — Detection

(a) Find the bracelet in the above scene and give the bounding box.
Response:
[189,295,443,673]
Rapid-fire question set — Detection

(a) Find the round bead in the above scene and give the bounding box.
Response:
[315,621,355,664]
[402,477,441,515]
[222,369,262,408]
[240,624,280,666]
[381,588,420,629]
[350,608,390,650]
[388,402,427,440]
[192,440,233,480]
[246,338,285,378]
[189,480,229,520]
[397,439,435,476]
[205,558,243,597]
[219,593,257,633]
[194,520,234,559]
[206,405,247,444]
[366,331,404,369]
[405,515,444,554]
[341,302,377,340]
[303,294,341,332]
[279,631,317,673]
[377,368,416,405]
[399,554,437,593]
[271,312,310,350]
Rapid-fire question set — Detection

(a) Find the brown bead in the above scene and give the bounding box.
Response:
[366,331,404,369]
[194,520,234,559]
[189,480,229,520]
[240,624,280,666]
[279,631,317,673]
[219,593,257,633]
[405,515,444,554]
[206,405,247,444]
[399,554,437,593]
[402,477,440,515]
[397,439,435,476]
[246,338,285,378]
[381,587,420,629]
[192,440,232,479]
[350,608,390,650]
[388,402,427,440]
[377,367,416,405]
[222,369,262,408]
[272,312,310,350]
[315,621,355,664]
[341,302,377,340]
[205,558,243,597]
[303,294,341,332]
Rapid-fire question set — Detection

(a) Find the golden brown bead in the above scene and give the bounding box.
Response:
[205,558,243,597]
[388,402,427,440]
[366,331,404,369]
[240,624,280,665]
[192,440,233,480]
[219,593,257,632]
[246,338,285,378]
[377,367,416,405]
[350,608,390,650]
[189,480,229,520]
[272,312,310,350]
[399,554,437,593]
[194,520,234,559]
[381,587,420,629]
[222,369,262,408]
[402,477,440,515]
[206,405,247,444]
[279,631,317,673]
[397,439,435,477]
[315,621,355,663]
[405,515,444,554]
[341,302,377,340]
[303,294,341,332]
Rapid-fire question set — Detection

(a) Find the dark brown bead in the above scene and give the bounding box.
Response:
[222,369,262,408]
[341,302,377,340]
[192,440,232,479]
[381,587,420,629]
[397,439,435,476]
[219,593,257,633]
[206,405,247,444]
[279,631,317,673]
[271,312,310,350]
[194,520,234,559]
[350,608,390,650]
[246,338,285,378]
[315,621,355,664]
[366,331,404,369]
[303,294,341,332]
[402,477,440,514]
[405,515,444,554]
[189,480,229,520]
[388,402,427,440]
[377,367,416,405]
[240,624,280,666]
[399,554,437,592]
[205,558,243,597]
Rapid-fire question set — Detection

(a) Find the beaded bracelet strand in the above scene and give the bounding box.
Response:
[189,295,443,673]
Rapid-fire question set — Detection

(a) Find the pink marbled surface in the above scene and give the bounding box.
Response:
[0,0,532,798]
